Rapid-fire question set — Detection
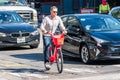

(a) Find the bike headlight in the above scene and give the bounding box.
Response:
[0,32,7,37]
[31,30,39,35]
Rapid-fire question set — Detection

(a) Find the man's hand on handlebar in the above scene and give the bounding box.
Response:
[42,30,49,34]
[62,30,67,35]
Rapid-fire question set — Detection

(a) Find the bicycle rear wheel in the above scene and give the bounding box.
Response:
[56,48,63,73]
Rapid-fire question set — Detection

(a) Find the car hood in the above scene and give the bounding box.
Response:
[89,30,120,42]
[0,23,36,34]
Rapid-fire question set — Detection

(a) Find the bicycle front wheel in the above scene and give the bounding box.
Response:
[56,48,63,73]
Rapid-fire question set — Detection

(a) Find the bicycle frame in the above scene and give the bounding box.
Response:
[45,33,64,73]
[49,41,61,63]
[48,33,64,63]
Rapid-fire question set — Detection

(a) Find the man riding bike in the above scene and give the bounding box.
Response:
[40,6,67,70]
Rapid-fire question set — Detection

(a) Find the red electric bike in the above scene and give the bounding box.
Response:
[44,33,64,73]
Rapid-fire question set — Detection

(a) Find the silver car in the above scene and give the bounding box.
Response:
[109,6,120,21]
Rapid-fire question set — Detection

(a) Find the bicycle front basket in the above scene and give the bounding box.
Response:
[52,34,64,46]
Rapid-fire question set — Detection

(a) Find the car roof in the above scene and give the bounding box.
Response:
[111,6,120,10]
[61,13,110,18]
[109,6,120,14]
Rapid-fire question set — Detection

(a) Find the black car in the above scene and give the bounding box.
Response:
[109,6,120,21]
[61,13,120,64]
[0,11,40,48]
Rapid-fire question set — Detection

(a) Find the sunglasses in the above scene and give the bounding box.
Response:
[53,11,58,13]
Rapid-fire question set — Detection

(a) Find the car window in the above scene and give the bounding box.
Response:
[61,16,68,26]
[0,0,26,6]
[80,16,120,31]
[105,18,120,29]
[0,12,23,24]
[66,16,80,33]
[80,18,106,31]
[67,16,79,28]
[111,9,120,19]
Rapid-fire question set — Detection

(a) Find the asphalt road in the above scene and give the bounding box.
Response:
[0,31,120,80]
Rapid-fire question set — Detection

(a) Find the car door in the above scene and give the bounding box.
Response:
[62,16,82,55]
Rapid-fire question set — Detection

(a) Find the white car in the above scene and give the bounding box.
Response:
[0,0,38,28]
[109,6,120,21]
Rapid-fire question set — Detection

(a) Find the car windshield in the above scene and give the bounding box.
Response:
[0,11,23,24]
[0,0,26,6]
[80,16,120,31]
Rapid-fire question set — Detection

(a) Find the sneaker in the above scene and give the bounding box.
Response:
[45,62,51,70]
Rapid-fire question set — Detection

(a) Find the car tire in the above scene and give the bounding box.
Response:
[80,45,91,64]
[30,44,39,49]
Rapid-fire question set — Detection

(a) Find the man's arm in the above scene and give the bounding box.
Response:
[40,17,48,34]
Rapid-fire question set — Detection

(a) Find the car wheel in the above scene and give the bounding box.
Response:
[80,45,90,64]
[30,44,39,49]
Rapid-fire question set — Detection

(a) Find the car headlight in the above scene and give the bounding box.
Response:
[0,32,7,37]
[31,30,39,35]
[92,36,109,43]
[92,36,109,47]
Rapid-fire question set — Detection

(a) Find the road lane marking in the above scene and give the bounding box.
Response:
[10,73,49,78]
[10,73,21,77]
[25,73,49,78]
[64,68,97,73]
[2,63,27,67]
[113,65,120,67]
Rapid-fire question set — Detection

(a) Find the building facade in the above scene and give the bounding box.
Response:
[26,0,120,15]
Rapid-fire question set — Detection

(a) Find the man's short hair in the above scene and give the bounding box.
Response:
[50,6,58,11]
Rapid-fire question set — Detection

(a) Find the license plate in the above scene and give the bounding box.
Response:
[17,37,25,43]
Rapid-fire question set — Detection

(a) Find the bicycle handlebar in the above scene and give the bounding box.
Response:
[46,32,65,36]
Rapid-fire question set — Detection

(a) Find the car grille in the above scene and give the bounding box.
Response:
[10,32,30,38]
[16,10,33,22]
